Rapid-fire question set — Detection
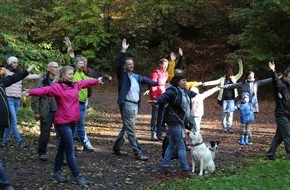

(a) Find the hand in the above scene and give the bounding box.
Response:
[98,77,103,85]
[143,90,150,96]
[108,76,113,81]
[147,100,156,105]
[179,47,183,56]
[21,90,29,96]
[27,65,35,73]
[170,52,176,61]
[237,59,243,66]
[122,39,129,52]
[64,37,72,48]
[197,82,203,86]
[60,59,66,66]
[34,114,40,121]
[268,61,275,72]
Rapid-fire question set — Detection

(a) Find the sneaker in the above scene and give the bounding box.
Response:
[73,174,90,185]
[151,133,158,141]
[222,128,227,133]
[83,145,94,152]
[135,154,148,161]
[159,166,176,174]
[113,150,128,156]
[2,141,10,148]
[39,154,48,161]
[18,141,27,149]
[157,136,164,141]
[51,171,67,183]
[3,185,14,190]
[228,128,234,133]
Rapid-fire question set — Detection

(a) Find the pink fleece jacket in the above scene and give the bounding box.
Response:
[28,79,99,125]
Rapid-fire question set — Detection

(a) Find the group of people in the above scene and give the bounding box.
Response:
[0,38,290,189]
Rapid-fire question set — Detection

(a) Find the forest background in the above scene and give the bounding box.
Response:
[1,0,290,78]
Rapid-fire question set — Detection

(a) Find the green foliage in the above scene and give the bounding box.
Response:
[228,0,290,71]
[146,157,290,190]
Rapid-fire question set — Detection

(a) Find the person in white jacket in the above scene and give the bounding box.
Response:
[190,86,220,131]
[203,59,243,133]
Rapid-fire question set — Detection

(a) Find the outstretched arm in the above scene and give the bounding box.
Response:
[3,65,35,87]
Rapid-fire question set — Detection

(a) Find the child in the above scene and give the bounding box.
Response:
[190,86,220,131]
[226,92,255,145]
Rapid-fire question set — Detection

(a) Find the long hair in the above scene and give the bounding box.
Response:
[53,66,74,83]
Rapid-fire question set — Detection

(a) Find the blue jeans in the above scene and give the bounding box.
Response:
[0,131,11,189]
[150,104,165,137]
[162,124,190,171]
[221,100,235,130]
[113,102,142,155]
[4,97,22,143]
[54,124,80,177]
[74,102,92,148]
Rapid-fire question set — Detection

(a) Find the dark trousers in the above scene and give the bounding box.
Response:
[38,111,56,155]
[267,115,290,159]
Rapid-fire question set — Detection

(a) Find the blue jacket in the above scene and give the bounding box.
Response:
[116,52,158,108]
[156,86,197,125]
[227,98,255,124]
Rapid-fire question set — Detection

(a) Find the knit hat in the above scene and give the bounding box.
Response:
[7,56,18,65]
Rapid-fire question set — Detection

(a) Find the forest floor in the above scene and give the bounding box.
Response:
[3,82,279,190]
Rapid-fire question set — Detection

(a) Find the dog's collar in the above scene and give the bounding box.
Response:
[209,148,215,152]
[192,142,204,147]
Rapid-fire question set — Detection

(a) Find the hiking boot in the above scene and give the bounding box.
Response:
[135,154,149,161]
[18,141,27,149]
[113,150,128,156]
[3,185,14,190]
[51,171,67,183]
[83,145,94,152]
[39,154,48,161]
[73,174,90,185]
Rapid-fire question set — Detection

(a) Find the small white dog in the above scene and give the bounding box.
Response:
[188,131,215,176]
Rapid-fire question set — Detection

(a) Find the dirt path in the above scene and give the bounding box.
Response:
[4,85,277,190]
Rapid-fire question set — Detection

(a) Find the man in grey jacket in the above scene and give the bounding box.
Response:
[31,62,58,161]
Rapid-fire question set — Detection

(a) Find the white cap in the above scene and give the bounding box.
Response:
[7,56,18,65]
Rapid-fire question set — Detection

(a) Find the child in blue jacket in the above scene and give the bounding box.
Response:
[226,92,255,145]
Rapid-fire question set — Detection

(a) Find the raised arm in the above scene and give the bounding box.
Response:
[64,36,75,59]
[167,52,176,83]
[116,39,129,79]
[233,59,243,80]
[175,47,184,70]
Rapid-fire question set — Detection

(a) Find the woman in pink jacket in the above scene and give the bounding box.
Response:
[24,66,103,186]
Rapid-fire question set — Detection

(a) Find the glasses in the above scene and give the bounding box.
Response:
[49,66,58,68]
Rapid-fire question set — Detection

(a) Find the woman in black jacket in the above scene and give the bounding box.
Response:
[148,70,197,177]
[0,64,34,190]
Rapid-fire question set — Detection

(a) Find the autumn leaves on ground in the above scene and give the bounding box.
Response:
[2,82,277,190]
